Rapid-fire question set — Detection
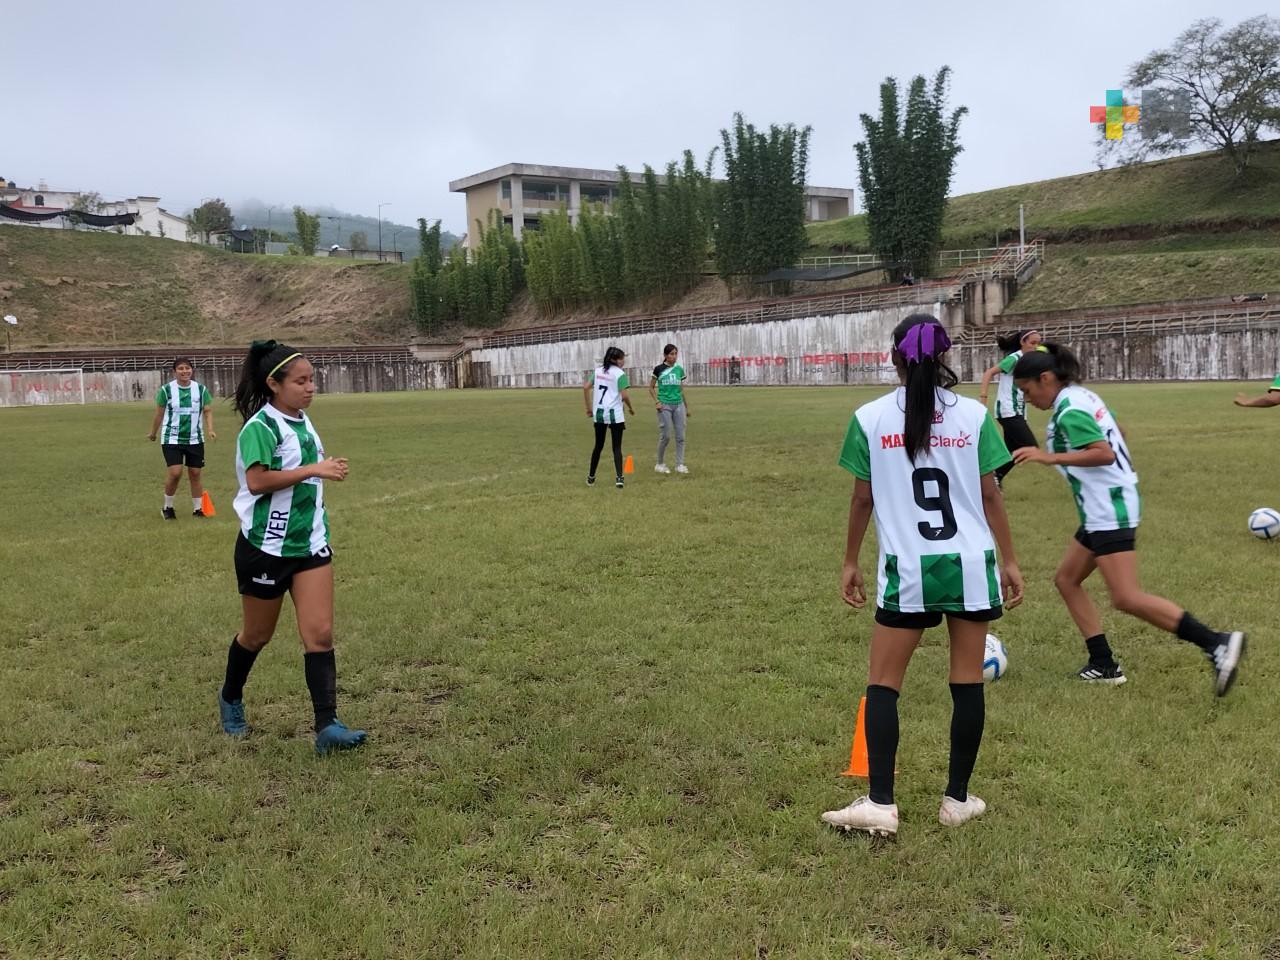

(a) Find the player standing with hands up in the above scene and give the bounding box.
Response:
[217,340,368,755]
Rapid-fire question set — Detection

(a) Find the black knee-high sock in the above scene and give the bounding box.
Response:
[589,423,606,477]
[611,427,624,478]
[1175,612,1220,653]
[865,684,899,805]
[1085,633,1116,667]
[221,636,259,703]
[304,650,338,731]
[946,683,985,802]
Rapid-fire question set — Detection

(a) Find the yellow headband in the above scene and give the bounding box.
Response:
[266,352,301,380]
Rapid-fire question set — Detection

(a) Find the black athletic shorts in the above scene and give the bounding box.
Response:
[1074,526,1136,556]
[162,443,205,468]
[234,532,333,600]
[875,606,1003,629]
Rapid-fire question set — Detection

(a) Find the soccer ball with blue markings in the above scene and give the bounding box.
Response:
[983,634,1008,683]
[1248,507,1280,541]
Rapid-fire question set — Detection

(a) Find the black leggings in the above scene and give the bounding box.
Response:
[996,416,1037,481]
[590,422,625,478]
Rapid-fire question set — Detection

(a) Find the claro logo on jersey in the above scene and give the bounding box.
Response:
[880,431,972,449]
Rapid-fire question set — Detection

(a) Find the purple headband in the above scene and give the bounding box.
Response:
[898,321,952,363]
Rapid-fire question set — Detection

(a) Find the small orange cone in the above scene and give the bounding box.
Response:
[840,696,870,777]
[623,455,634,474]
[200,491,217,517]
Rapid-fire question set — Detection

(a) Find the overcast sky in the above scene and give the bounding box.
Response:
[3,0,1266,235]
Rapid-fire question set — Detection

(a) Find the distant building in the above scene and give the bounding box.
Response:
[448,163,854,249]
[0,179,192,240]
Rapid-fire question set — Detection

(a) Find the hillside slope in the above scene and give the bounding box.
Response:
[0,227,415,349]
[808,140,1280,251]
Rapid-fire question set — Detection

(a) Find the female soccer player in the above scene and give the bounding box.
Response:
[148,357,215,519]
[1233,374,1280,408]
[822,315,1024,837]
[978,329,1041,487]
[1011,343,1245,694]
[217,340,368,755]
[584,346,635,488]
[648,343,692,475]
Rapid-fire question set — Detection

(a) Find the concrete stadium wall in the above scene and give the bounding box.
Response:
[469,304,945,388]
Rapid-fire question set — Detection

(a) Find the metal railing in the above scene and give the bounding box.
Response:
[953,302,1280,346]
[0,344,420,372]
[798,246,1012,270]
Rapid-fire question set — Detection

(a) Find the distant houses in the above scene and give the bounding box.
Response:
[0,178,193,240]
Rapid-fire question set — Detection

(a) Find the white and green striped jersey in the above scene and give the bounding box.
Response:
[839,387,1012,613]
[589,365,629,424]
[233,404,330,558]
[156,379,213,444]
[1046,385,1140,532]
[994,351,1024,418]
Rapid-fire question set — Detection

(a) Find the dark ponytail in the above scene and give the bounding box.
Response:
[891,314,958,464]
[995,330,1026,353]
[602,345,625,371]
[232,339,303,421]
[1011,341,1080,384]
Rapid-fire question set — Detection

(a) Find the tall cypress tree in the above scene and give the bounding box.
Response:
[855,67,966,281]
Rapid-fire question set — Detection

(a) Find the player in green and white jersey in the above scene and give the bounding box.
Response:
[648,343,692,475]
[147,358,216,519]
[822,315,1024,838]
[217,340,367,755]
[1012,343,1245,696]
[1232,372,1280,408]
[583,345,636,488]
[977,329,1040,488]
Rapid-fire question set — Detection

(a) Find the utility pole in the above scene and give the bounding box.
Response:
[377,202,390,261]
[266,204,278,255]
[1019,203,1025,257]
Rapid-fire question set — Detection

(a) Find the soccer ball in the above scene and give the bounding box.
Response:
[983,634,1008,682]
[1248,507,1280,541]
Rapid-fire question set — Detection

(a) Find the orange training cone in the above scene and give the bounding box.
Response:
[201,491,217,517]
[623,455,634,474]
[840,696,870,777]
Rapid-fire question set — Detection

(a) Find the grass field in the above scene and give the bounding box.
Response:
[3,384,1280,959]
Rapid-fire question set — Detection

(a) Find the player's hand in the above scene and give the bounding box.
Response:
[841,563,867,609]
[1235,393,1250,406]
[208,430,217,441]
[685,409,692,418]
[147,433,156,442]
[1011,446,1050,465]
[1001,562,1025,609]
[979,393,988,403]
[586,410,593,418]
[313,457,349,481]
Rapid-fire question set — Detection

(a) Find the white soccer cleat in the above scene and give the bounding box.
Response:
[675,464,690,474]
[938,794,987,826]
[1210,631,1246,696]
[654,463,671,474]
[820,796,898,836]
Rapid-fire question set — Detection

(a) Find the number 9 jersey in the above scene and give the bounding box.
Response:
[839,387,1012,614]
[1045,384,1140,532]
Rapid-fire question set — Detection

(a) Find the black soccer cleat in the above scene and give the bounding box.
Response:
[615,476,624,489]
[192,508,206,518]
[586,475,596,487]
[161,507,177,520]
[1077,661,1126,685]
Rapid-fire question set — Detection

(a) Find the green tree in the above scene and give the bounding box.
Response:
[855,68,966,281]
[348,230,368,251]
[189,198,233,243]
[68,191,104,213]
[293,206,321,256]
[1117,16,1280,177]
[713,113,811,283]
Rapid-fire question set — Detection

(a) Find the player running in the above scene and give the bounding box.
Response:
[1010,343,1245,695]
[978,329,1041,488]
[584,346,635,488]
[822,315,1024,838]
[148,357,215,519]
[648,343,692,475]
[217,340,368,755]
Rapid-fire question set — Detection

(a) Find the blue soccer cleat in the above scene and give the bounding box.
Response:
[314,719,368,755]
[218,693,248,738]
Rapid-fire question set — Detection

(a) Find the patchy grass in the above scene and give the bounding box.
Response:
[2,385,1279,958]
